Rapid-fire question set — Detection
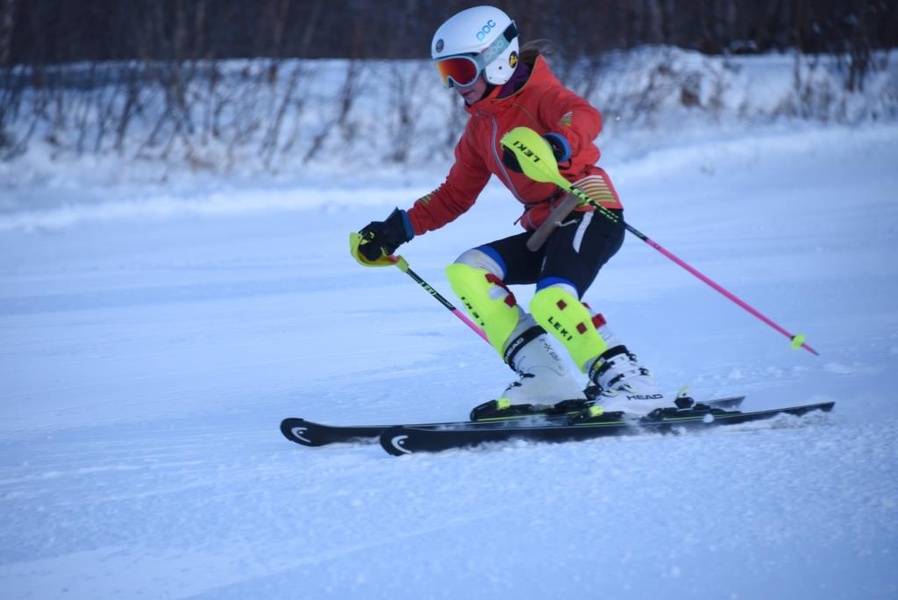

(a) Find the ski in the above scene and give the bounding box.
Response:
[280,396,745,447]
[379,401,835,456]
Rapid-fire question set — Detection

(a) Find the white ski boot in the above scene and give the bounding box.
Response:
[587,345,668,416]
[471,326,586,421]
[500,328,585,405]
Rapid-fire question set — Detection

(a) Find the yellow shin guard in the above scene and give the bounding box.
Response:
[445,263,521,355]
[530,287,608,372]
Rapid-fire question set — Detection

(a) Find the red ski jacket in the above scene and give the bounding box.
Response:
[407,56,622,235]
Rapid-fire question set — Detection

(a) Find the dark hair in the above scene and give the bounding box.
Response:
[519,39,555,65]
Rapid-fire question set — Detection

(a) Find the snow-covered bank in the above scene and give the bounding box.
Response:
[2,48,896,202]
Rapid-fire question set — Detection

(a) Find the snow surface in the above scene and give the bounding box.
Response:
[1,55,898,599]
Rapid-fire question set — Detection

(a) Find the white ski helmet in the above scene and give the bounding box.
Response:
[431,6,519,88]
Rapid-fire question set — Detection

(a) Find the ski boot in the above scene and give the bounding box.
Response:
[586,345,670,416]
[470,327,586,421]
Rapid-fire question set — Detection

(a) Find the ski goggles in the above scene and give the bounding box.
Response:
[433,22,518,88]
[434,54,483,88]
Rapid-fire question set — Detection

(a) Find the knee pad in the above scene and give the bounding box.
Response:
[530,286,609,372]
[445,262,523,355]
[452,247,505,274]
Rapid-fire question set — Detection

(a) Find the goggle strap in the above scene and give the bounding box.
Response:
[477,22,516,68]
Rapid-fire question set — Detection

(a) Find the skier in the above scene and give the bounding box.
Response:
[351,5,669,416]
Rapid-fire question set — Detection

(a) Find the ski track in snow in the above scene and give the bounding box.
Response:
[0,412,895,599]
[1,120,897,597]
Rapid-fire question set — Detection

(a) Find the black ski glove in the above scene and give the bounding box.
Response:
[357,208,414,262]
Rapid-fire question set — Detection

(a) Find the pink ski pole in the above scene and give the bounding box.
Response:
[500,126,819,356]
[390,255,490,344]
[615,218,818,356]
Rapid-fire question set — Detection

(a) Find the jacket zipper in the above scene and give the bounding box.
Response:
[478,109,545,229]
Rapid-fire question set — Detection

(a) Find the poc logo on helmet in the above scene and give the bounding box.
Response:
[475,19,496,41]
